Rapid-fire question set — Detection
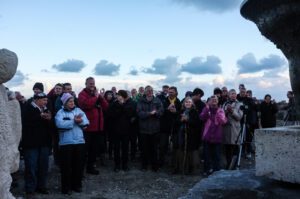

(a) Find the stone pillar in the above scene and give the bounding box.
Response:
[241,0,300,118]
[0,49,21,199]
[255,127,300,183]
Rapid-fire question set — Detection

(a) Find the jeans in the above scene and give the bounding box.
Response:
[24,147,50,193]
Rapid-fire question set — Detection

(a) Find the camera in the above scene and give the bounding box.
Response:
[239,104,248,111]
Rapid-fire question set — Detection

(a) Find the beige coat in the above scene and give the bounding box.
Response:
[222,101,243,145]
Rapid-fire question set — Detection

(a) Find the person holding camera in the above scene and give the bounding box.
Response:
[222,89,243,169]
[78,77,108,175]
[260,94,278,128]
[237,88,259,158]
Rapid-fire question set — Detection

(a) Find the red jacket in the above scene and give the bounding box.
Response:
[78,88,108,132]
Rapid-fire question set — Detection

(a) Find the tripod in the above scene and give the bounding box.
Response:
[228,114,247,170]
[283,111,300,126]
[236,114,247,169]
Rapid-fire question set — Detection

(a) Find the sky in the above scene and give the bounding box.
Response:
[0,0,291,101]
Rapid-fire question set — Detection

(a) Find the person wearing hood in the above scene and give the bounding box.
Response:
[55,93,89,195]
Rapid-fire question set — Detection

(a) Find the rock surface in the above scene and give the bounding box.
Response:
[180,169,300,199]
[0,49,21,199]
[255,127,300,183]
[0,49,18,84]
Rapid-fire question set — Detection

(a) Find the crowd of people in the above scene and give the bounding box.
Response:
[6,78,296,198]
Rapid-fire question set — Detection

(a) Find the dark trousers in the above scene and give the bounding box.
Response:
[203,142,221,172]
[225,144,238,169]
[60,144,85,193]
[140,133,159,169]
[245,125,255,154]
[24,147,50,193]
[129,128,138,159]
[97,133,106,157]
[158,133,169,167]
[84,132,101,169]
[52,131,60,166]
[113,134,129,169]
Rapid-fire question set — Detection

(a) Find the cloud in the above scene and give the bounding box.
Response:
[128,67,139,76]
[52,59,86,72]
[94,60,120,76]
[181,56,222,74]
[237,53,287,74]
[144,56,182,83]
[41,69,50,73]
[173,0,241,13]
[144,56,179,74]
[5,70,27,88]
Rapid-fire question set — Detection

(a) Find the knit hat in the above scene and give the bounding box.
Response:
[61,93,73,105]
[33,92,47,100]
[33,82,44,92]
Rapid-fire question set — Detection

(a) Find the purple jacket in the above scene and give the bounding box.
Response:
[200,106,227,144]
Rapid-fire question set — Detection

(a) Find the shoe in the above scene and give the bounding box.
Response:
[25,192,36,199]
[61,190,72,195]
[36,188,49,194]
[86,168,99,175]
[152,166,159,172]
[172,168,179,174]
[141,166,147,172]
[114,167,120,172]
[72,187,82,193]
[122,166,129,172]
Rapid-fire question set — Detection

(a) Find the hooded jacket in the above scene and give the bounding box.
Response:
[55,107,89,145]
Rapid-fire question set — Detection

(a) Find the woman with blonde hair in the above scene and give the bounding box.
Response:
[173,97,200,174]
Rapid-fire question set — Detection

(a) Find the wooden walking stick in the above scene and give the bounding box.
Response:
[182,123,188,175]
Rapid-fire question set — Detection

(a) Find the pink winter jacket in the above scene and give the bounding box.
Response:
[200,106,227,144]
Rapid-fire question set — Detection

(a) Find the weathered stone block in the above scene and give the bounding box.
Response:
[0,49,18,84]
[255,127,300,183]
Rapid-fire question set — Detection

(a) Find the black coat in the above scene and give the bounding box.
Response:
[260,101,278,128]
[173,108,201,151]
[21,102,52,149]
[109,98,137,135]
[160,97,182,134]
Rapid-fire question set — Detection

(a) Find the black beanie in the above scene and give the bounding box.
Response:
[33,82,44,92]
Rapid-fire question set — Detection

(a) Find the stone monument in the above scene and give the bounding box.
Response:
[241,0,300,183]
[0,49,22,199]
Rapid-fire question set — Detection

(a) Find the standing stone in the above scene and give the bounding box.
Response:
[255,127,300,183]
[0,49,21,199]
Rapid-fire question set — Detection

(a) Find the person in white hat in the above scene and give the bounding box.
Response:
[55,93,89,195]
